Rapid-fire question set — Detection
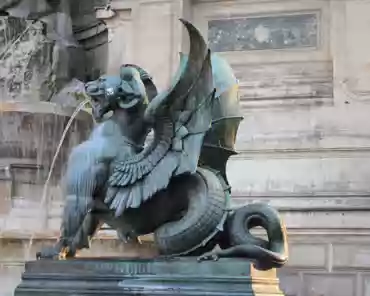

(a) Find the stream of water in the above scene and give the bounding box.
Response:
[24,99,92,259]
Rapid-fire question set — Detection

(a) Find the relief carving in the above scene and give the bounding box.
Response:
[208,13,318,52]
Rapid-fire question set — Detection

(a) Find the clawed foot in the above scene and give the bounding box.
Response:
[197,251,220,262]
[36,243,76,260]
[117,230,142,244]
[36,246,62,260]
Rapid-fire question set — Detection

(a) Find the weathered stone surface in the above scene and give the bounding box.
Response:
[0,263,23,296]
[0,102,93,243]
[0,101,92,180]
[0,0,84,103]
[3,1,370,296]
[208,13,318,52]
[278,272,302,296]
[232,61,333,101]
[287,243,327,268]
[49,78,89,108]
[361,275,370,296]
[0,16,56,101]
[333,244,370,269]
[303,274,356,296]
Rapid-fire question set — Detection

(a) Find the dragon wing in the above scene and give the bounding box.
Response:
[105,19,216,217]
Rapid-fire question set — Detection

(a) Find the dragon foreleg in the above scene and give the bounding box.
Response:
[37,195,102,259]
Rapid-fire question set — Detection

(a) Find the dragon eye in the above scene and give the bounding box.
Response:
[106,87,115,96]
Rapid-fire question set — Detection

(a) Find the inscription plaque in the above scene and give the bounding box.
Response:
[208,13,318,52]
[84,261,154,275]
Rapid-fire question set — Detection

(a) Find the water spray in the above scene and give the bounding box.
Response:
[25,99,92,259]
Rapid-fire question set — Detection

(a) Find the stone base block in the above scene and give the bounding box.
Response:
[14,257,284,295]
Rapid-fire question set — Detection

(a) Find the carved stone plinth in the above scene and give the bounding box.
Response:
[14,257,285,295]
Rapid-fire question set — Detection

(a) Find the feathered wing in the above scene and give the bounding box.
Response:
[105,19,216,217]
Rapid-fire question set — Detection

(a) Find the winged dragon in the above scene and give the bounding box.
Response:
[37,20,288,270]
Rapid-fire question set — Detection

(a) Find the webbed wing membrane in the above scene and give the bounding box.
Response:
[106,20,216,217]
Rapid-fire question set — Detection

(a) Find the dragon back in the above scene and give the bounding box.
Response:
[198,54,244,186]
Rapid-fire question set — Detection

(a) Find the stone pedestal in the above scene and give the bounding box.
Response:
[14,257,284,296]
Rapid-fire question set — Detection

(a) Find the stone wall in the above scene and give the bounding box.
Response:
[196,1,370,295]
[2,0,370,295]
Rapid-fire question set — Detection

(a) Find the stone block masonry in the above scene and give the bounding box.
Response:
[278,230,370,296]
[0,16,57,101]
[3,0,370,295]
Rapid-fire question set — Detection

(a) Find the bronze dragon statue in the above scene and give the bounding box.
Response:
[37,19,288,271]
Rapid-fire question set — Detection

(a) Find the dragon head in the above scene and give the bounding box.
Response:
[85,65,157,121]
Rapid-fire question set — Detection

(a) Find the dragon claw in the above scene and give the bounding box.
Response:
[117,230,142,244]
[197,252,220,262]
[36,246,62,260]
